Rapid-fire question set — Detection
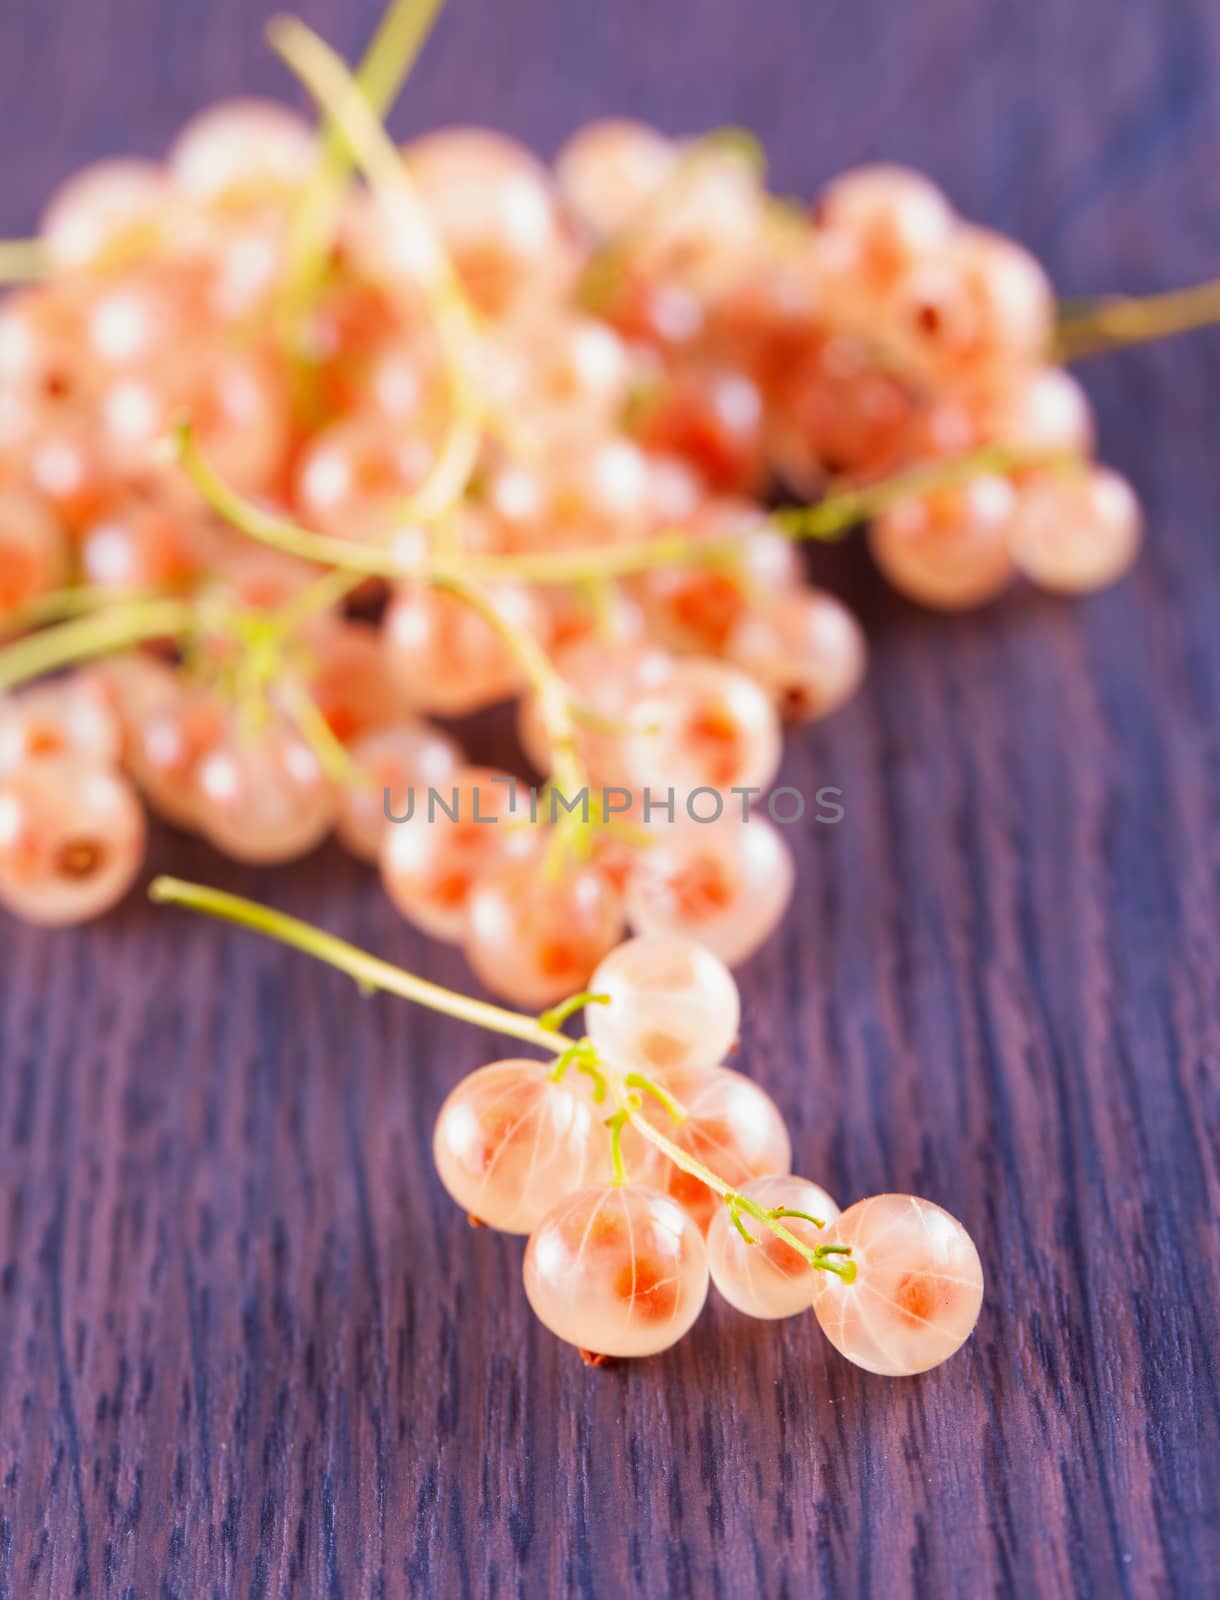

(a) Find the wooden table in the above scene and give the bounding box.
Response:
[2,1,1218,1594]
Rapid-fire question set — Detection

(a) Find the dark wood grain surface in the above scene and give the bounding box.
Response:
[2,1,1219,1595]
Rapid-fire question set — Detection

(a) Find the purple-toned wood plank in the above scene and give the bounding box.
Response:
[1,0,1218,1594]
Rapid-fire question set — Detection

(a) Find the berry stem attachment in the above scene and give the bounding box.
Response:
[605,1109,632,1187]
[623,1073,688,1125]
[1054,274,1220,363]
[149,876,563,1052]
[0,598,195,694]
[768,1205,828,1230]
[548,1040,607,1103]
[728,1198,758,1246]
[539,991,609,1033]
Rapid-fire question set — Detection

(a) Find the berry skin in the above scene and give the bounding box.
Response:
[336,721,462,864]
[707,1173,840,1318]
[307,622,413,748]
[463,833,626,1008]
[402,128,569,316]
[126,683,226,831]
[167,100,317,208]
[585,934,741,1078]
[1007,467,1142,594]
[726,586,867,723]
[193,722,336,864]
[893,226,1055,377]
[0,485,68,615]
[624,813,794,968]
[380,765,526,943]
[815,165,955,290]
[869,476,1018,610]
[631,501,801,657]
[628,1064,792,1235]
[294,415,435,546]
[554,119,678,241]
[809,1194,984,1375]
[0,675,123,775]
[639,363,767,494]
[622,657,782,798]
[523,1183,709,1358]
[382,581,544,716]
[433,1059,612,1234]
[0,757,146,925]
[39,159,180,272]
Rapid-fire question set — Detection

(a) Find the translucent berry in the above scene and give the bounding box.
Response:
[639,363,767,494]
[1007,467,1142,594]
[0,758,146,925]
[815,165,954,288]
[383,580,543,716]
[380,765,526,942]
[0,675,122,775]
[632,502,801,656]
[0,485,68,614]
[463,834,626,1008]
[773,332,919,485]
[894,226,1054,375]
[624,814,794,968]
[336,720,462,864]
[307,622,412,747]
[127,682,225,830]
[630,1065,792,1234]
[809,1194,984,1375]
[193,721,335,863]
[39,159,179,271]
[294,415,435,545]
[554,119,677,241]
[80,496,200,594]
[168,99,316,207]
[523,1183,709,1358]
[726,587,867,721]
[869,476,1017,610]
[585,934,740,1077]
[403,128,568,315]
[622,657,782,797]
[707,1174,840,1318]
[433,1059,611,1233]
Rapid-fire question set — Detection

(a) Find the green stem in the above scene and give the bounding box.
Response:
[270,14,485,529]
[539,991,609,1033]
[623,1072,688,1124]
[0,584,162,640]
[1054,274,1220,363]
[149,876,562,1051]
[0,238,47,283]
[768,1205,828,1230]
[605,1109,631,1186]
[0,598,195,693]
[772,444,1046,541]
[278,0,450,342]
[548,1040,608,1103]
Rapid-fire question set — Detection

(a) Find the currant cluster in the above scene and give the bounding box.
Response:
[0,0,1204,1370]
